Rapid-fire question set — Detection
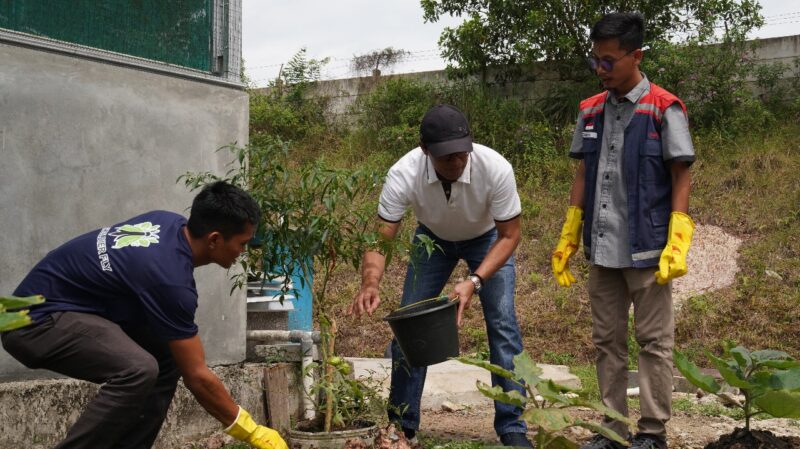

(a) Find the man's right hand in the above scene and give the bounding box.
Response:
[552,206,583,287]
[347,284,381,317]
[224,407,288,449]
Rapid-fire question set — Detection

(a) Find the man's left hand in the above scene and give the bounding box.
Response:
[655,212,695,285]
[452,279,476,327]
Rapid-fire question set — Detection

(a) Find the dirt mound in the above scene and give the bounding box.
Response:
[704,428,800,449]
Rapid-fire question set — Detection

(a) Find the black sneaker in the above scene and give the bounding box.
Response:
[401,427,421,445]
[500,432,534,448]
[579,434,626,449]
[630,434,667,449]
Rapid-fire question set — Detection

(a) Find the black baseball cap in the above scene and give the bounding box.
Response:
[419,104,473,157]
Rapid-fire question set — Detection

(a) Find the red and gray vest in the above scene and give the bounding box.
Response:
[578,83,687,268]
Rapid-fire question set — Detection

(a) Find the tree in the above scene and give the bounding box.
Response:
[280,47,330,89]
[351,47,410,77]
[420,0,763,82]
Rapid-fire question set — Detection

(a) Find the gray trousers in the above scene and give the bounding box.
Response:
[1,311,181,449]
[588,265,674,440]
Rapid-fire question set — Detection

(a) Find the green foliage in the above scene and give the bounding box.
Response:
[626,315,640,371]
[642,36,781,132]
[672,396,745,419]
[249,49,333,150]
[458,352,634,448]
[303,359,387,430]
[179,139,433,432]
[353,77,573,186]
[0,295,44,332]
[674,345,800,431]
[353,78,436,156]
[421,0,763,83]
[419,437,488,449]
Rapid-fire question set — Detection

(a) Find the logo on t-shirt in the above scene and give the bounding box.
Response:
[109,222,162,249]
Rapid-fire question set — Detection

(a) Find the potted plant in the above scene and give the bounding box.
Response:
[181,139,416,448]
[674,344,800,448]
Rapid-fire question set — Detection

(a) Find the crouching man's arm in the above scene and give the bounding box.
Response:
[169,336,288,449]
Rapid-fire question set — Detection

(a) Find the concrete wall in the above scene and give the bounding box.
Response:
[0,363,308,449]
[752,34,800,67]
[0,41,249,379]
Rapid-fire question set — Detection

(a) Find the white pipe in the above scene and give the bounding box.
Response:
[246,330,320,420]
[300,334,316,421]
[246,330,321,343]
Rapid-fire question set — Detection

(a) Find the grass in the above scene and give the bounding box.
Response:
[570,364,600,402]
[251,80,800,371]
[328,120,800,370]
[420,436,495,449]
[672,396,746,420]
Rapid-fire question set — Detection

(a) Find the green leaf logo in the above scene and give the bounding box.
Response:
[109,221,161,249]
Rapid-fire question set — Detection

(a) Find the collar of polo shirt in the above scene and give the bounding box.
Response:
[425,152,472,185]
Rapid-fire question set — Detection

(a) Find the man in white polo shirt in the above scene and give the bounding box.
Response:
[348,104,531,448]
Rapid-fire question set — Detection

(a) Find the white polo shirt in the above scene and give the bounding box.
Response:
[378,143,521,242]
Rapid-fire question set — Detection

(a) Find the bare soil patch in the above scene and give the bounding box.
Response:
[416,399,800,449]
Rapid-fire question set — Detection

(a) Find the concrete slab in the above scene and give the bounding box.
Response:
[0,363,306,449]
[347,358,581,410]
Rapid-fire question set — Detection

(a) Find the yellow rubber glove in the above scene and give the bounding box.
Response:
[552,206,583,287]
[224,406,289,449]
[655,212,695,285]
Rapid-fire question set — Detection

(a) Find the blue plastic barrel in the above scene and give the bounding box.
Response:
[251,232,313,331]
[284,259,312,331]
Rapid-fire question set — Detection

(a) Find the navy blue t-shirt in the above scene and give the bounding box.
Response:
[14,211,198,340]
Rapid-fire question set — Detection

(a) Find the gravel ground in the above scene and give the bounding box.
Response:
[672,224,743,305]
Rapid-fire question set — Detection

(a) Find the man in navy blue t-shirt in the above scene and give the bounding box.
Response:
[2,181,287,449]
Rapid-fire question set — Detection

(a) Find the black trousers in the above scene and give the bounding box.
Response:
[2,311,181,449]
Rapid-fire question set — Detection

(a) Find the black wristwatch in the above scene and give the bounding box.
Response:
[468,273,483,293]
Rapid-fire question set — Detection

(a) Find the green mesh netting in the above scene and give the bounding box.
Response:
[0,0,213,71]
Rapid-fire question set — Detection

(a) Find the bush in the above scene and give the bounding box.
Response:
[353,78,569,183]
[353,78,436,156]
[642,37,797,136]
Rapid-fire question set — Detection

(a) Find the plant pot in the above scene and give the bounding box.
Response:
[288,423,377,449]
[383,296,459,367]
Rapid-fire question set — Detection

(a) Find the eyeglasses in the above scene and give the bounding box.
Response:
[587,48,637,72]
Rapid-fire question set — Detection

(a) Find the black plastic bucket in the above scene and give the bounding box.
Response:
[383,296,459,367]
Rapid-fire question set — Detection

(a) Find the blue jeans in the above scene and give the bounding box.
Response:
[388,224,527,436]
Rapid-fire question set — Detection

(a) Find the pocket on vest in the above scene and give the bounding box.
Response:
[582,138,599,154]
[650,206,670,228]
[639,139,667,184]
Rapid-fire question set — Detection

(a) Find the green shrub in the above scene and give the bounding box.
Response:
[674,345,800,431]
[353,78,435,156]
[459,351,634,448]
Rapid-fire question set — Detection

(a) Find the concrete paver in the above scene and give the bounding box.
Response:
[346,357,581,410]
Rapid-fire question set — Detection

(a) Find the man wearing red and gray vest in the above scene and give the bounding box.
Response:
[552,13,695,449]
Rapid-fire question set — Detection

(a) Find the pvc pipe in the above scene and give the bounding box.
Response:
[245,329,320,420]
[300,334,316,420]
[246,330,321,343]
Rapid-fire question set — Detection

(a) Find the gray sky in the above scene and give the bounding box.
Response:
[242,0,800,87]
